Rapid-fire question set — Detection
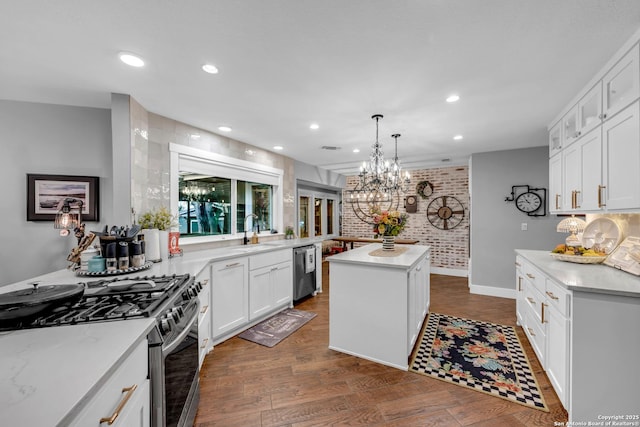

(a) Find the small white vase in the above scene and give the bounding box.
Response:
[382,235,395,251]
[158,230,169,261]
[142,228,161,262]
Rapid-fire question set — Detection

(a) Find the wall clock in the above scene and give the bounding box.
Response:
[405,195,418,213]
[427,196,465,230]
[504,185,547,217]
[416,181,434,199]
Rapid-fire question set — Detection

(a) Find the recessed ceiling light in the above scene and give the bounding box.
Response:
[119,52,144,67]
[453,135,464,140]
[310,123,319,130]
[202,64,219,74]
[446,94,460,103]
[353,148,360,153]
[218,126,232,132]
[273,145,284,151]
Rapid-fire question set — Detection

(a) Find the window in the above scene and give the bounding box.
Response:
[297,187,339,239]
[170,143,283,242]
[327,199,334,235]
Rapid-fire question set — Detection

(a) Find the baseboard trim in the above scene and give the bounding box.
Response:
[469,283,515,299]
[431,267,468,277]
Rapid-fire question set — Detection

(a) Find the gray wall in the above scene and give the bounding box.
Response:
[0,100,112,285]
[294,160,346,190]
[470,146,559,292]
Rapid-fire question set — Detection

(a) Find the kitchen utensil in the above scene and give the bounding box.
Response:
[0,283,84,321]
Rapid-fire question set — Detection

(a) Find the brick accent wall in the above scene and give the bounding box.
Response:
[342,166,469,272]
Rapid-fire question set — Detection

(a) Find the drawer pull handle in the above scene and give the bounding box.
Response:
[199,279,210,285]
[541,303,548,324]
[545,291,559,301]
[526,297,535,305]
[201,337,209,350]
[200,304,209,314]
[515,262,521,267]
[527,327,536,337]
[526,273,535,279]
[99,384,137,425]
[555,194,560,210]
[518,276,523,292]
[224,262,241,268]
[598,185,606,208]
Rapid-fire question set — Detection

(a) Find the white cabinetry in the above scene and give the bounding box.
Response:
[549,36,640,213]
[407,254,430,355]
[515,256,571,411]
[602,100,640,210]
[248,249,293,320]
[211,257,249,340]
[69,339,150,427]
[196,267,212,367]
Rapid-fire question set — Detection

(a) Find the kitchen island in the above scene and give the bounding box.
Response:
[328,243,430,370]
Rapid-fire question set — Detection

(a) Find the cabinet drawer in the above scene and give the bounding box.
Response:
[70,338,148,426]
[523,309,546,365]
[522,262,545,294]
[524,284,545,324]
[545,278,571,318]
[198,282,210,323]
[250,249,291,270]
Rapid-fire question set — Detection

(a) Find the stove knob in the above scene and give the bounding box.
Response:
[159,317,171,335]
[170,308,182,322]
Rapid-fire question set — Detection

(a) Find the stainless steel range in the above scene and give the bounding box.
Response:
[0,273,202,427]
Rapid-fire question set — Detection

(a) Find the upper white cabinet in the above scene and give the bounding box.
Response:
[603,44,640,120]
[549,35,640,213]
[602,100,640,210]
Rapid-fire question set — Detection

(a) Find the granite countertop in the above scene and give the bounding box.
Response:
[327,243,430,269]
[0,237,323,426]
[516,249,640,298]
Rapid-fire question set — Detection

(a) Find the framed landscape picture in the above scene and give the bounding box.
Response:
[27,174,99,221]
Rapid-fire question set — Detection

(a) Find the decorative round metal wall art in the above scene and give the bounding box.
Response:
[416,180,434,199]
[427,196,465,230]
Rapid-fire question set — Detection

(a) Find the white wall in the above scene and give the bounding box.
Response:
[0,100,112,285]
[470,146,559,296]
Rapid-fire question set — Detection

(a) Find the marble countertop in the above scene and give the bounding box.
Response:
[0,318,156,426]
[327,243,430,269]
[0,236,323,426]
[516,249,640,298]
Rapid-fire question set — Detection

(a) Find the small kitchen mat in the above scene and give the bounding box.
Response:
[368,247,409,257]
[238,308,316,347]
[409,313,549,412]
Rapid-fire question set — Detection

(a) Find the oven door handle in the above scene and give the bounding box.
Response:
[162,299,200,355]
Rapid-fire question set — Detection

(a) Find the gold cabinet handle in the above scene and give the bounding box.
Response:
[541,303,548,324]
[527,327,536,337]
[224,262,241,269]
[199,278,209,285]
[545,291,559,301]
[200,304,209,314]
[99,384,137,425]
[515,262,521,267]
[555,194,560,210]
[200,337,209,350]
[526,273,535,279]
[574,190,581,209]
[526,297,535,305]
[598,185,606,208]
[571,190,576,209]
[518,276,523,292]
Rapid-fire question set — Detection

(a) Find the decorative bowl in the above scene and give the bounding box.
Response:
[549,253,607,264]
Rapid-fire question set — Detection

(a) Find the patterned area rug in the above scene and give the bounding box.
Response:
[410,312,548,412]
[238,308,316,347]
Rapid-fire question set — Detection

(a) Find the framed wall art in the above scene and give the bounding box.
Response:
[27,174,100,221]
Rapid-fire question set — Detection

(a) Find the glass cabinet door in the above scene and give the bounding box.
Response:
[604,44,639,120]
[578,82,602,137]
[314,198,323,236]
[326,199,334,235]
[549,121,562,157]
[562,105,579,148]
[299,196,309,238]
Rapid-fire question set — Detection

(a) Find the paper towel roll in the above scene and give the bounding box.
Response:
[143,229,161,262]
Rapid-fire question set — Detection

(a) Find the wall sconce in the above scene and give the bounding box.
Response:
[556,215,587,247]
[54,198,84,243]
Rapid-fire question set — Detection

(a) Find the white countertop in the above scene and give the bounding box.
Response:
[0,237,323,426]
[327,243,430,269]
[516,249,640,298]
[0,318,156,426]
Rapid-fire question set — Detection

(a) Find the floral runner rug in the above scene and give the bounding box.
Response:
[409,312,549,412]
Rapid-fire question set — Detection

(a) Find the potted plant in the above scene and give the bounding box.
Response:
[138,207,178,261]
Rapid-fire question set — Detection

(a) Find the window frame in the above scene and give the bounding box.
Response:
[170,143,283,245]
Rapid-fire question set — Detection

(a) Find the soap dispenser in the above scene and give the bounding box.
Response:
[251,230,259,244]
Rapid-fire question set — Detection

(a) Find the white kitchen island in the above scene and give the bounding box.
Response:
[328,243,430,370]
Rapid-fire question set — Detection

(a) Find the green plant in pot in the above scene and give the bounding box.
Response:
[285,226,295,239]
[138,207,178,261]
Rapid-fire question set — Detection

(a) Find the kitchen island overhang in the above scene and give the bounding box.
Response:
[327,243,431,370]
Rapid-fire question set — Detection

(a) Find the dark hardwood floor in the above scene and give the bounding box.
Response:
[195,261,569,426]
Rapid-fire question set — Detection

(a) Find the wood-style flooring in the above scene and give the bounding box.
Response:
[195,262,569,426]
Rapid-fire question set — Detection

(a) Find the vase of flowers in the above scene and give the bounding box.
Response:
[372,210,408,251]
[138,207,178,261]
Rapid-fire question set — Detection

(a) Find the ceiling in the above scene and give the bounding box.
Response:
[2,1,640,174]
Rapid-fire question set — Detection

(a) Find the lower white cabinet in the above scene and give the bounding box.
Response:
[515,255,570,410]
[211,257,249,340]
[407,254,430,354]
[69,339,150,427]
[249,249,293,320]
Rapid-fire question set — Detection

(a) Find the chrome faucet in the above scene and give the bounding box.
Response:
[243,213,258,245]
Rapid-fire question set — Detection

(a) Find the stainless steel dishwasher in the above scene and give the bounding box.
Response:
[293,245,316,301]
